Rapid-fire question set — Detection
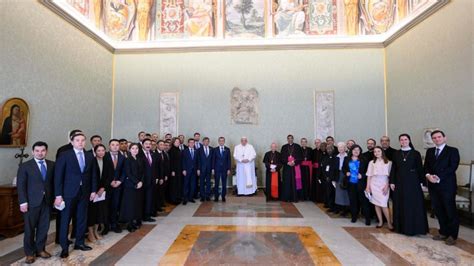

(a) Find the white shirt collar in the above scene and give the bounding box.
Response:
[73,148,84,154]
[34,158,45,164]
[436,143,446,152]
[337,152,347,158]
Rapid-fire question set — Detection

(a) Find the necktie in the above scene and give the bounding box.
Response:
[38,160,47,181]
[205,147,208,157]
[78,151,85,172]
[190,148,194,159]
[113,154,118,168]
[146,151,152,165]
[435,148,440,158]
[220,147,223,156]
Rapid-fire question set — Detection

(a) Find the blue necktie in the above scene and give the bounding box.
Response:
[220,147,223,156]
[190,149,194,159]
[38,160,47,181]
[78,151,85,172]
[435,148,440,159]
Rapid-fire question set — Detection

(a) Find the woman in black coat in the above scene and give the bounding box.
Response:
[168,138,183,204]
[87,144,108,242]
[120,143,145,232]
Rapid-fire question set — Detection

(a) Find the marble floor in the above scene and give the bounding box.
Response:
[0,191,473,265]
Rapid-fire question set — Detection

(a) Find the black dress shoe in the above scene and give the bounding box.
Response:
[101,228,109,236]
[351,218,357,223]
[157,208,164,212]
[189,199,196,203]
[113,227,123,233]
[127,225,136,232]
[183,201,187,205]
[60,249,69,258]
[143,217,156,222]
[214,198,219,202]
[206,197,211,201]
[150,214,157,217]
[74,244,93,251]
[200,198,205,202]
[222,197,226,202]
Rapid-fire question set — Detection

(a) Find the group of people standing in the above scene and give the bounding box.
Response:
[15,130,234,263]
[263,131,460,245]
[15,128,460,263]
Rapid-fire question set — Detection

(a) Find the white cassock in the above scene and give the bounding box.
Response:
[233,143,257,195]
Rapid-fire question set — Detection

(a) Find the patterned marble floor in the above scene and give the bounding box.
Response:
[0,191,473,265]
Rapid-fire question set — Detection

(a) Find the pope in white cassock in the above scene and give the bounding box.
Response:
[233,137,257,195]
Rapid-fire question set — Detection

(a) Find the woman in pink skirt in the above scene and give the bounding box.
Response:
[366,146,393,229]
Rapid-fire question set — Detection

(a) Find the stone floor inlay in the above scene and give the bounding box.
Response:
[344,227,474,266]
[194,201,303,218]
[160,225,340,265]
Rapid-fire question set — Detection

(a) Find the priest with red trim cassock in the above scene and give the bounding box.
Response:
[280,134,303,202]
[263,143,282,201]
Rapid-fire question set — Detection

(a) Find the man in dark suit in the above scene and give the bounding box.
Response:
[17,142,54,264]
[87,135,102,156]
[380,136,396,161]
[212,137,231,202]
[54,129,82,244]
[104,139,126,233]
[155,140,169,212]
[182,139,199,205]
[178,135,187,151]
[138,138,158,222]
[424,130,460,245]
[54,133,97,258]
[119,138,129,158]
[197,137,213,202]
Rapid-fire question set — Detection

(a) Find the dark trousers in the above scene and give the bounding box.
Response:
[23,200,50,256]
[430,187,459,239]
[108,187,122,227]
[183,171,196,202]
[143,184,154,218]
[59,192,88,250]
[214,171,228,199]
[324,178,335,209]
[55,208,76,242]
[199,168,211,199]
[348,182,371,222]
[156,182,165,210]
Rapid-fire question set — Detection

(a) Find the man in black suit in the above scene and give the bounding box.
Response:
[198,137,213,202]
[380,136,396,161]
[155,140,169,212]
[54,129,82,244]
[17,142,54,264]
[182,139,199,205]
[424,130,460,245]
[54,133,97,258]
[105,139,126,233]
[138,139,158,222]
[212,137,231,202]
[88,135,102,156]
[119,138,129,158]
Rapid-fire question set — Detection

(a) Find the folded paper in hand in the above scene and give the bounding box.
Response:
[54,201,65,211]
[94,191,106,202]
[364,191,372,201]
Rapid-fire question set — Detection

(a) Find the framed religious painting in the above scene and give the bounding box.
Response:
[224,0,266,39]
[0,98,29,147]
